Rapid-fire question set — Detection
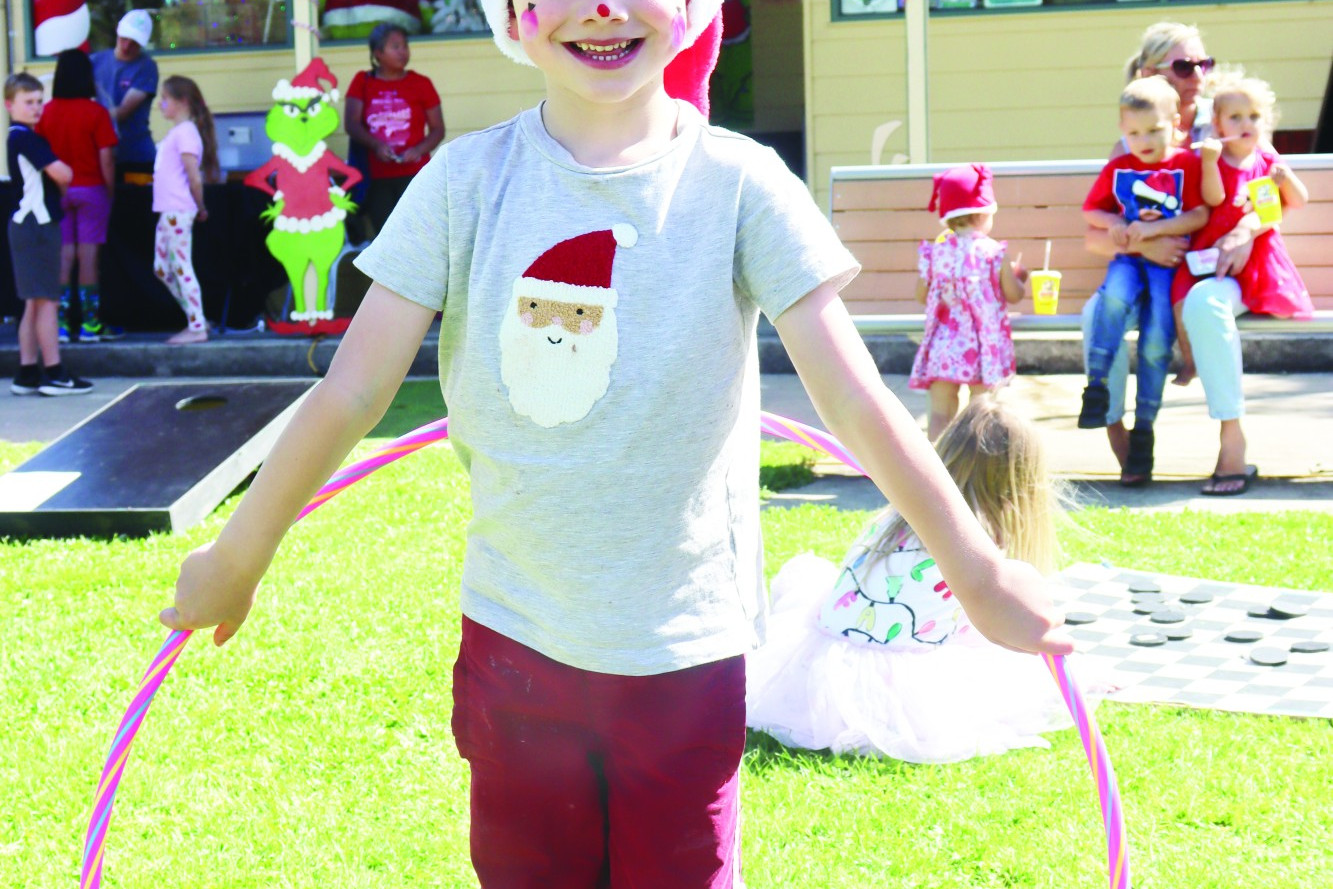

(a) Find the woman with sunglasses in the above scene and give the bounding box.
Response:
[1080,22,1216,481]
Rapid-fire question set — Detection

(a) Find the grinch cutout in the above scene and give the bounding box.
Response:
[244,59,362,331]
[499,225,636,427]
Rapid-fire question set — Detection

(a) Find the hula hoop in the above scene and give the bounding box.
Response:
[85,411,1128,889]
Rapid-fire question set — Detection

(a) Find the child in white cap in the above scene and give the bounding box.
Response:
[91,8,159,173]
[162,1,1073,884]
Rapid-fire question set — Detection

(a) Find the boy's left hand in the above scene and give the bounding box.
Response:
[961,559,1076,656]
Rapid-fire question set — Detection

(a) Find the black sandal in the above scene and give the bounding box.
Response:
[1120,424,1154,487]
[1078,383,1110,429]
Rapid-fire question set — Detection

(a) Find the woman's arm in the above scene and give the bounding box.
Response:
[400,105,445,165]
[345,96,395,162]
[1086,225,1187,267]
[773,282,1073,656]
[160,285,438,644]
[182,152,208,222]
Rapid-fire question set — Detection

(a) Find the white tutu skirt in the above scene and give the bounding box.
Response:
[747,554,1093,764]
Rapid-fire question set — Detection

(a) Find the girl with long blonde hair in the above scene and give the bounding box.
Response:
[747,399,1081,763]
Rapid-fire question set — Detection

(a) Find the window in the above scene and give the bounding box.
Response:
[31,1,291,56]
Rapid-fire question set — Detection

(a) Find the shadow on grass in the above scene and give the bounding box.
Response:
[370,379,449,439]
[743,728,919,776]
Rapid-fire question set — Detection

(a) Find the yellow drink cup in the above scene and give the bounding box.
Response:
[1247,176,1283,225]
[1030,270,1061,315]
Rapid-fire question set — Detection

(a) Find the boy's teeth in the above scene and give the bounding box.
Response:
[577,40,631,52]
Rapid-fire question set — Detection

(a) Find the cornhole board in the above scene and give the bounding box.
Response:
[0,380,313,537]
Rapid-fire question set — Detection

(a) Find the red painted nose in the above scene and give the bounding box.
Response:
[597,3,609,15]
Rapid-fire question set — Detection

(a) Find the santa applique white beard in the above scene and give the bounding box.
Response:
[499,225,636,428]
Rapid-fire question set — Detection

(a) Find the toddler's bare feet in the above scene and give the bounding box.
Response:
[166,328,209,345]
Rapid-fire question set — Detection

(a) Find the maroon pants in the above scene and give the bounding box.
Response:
[451,617,746,888]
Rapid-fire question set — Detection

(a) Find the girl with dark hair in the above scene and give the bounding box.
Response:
[152,75,218,344]
[345,23,444,238]
[36,49,118,343]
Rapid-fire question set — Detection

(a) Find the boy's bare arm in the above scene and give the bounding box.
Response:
[1083,208,1121,231]
[773,282,1074,657]
[43,159,73,190]
[161,284,438,644]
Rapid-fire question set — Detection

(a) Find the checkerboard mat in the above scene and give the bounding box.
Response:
[1054,563,1333,719]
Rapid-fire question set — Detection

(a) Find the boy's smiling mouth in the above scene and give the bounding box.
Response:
[566,38,642,66]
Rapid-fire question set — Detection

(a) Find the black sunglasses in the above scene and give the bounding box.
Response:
[1157,57,1215,78]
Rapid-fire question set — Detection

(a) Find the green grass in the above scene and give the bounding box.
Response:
[2,426,1331,888]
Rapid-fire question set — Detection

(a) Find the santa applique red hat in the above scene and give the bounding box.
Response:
[272,57,340,104]
[516,224,638,307]
[928,164,998,224]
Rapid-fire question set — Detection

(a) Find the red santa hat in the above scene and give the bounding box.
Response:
[479,0,722,117]
[273,57,340,104]
[516,224,638,307]
[928,164,998,223]
[33,0,91,56]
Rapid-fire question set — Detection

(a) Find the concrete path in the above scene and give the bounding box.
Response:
[4,373,1331,513]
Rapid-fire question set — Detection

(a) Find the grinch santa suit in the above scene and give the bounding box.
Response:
[244,59,362,322]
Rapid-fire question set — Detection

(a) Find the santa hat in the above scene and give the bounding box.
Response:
[273,57,340,104]
[33,0,91,56]
[516,224,638,307]
[928,164,998,223]
[479,0,722,117]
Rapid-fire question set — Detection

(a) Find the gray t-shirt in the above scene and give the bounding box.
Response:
[356,102,859,675]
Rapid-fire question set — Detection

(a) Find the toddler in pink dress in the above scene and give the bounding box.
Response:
[910,164,1028,439]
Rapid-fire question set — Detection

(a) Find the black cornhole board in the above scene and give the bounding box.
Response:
[0,381,313,538]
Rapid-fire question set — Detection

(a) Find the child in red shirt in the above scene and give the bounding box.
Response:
[1079,75,1207,485]
[35,49,118,343]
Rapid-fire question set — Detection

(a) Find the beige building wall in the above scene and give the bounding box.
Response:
[751,0,805,132]
[805,0,1333,208]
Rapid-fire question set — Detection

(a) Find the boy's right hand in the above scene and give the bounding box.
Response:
[160,541,259,646]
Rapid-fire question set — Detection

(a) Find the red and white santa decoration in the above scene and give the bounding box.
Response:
[33,0,90,56]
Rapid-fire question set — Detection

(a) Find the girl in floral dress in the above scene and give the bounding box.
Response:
[910,164,1027,439]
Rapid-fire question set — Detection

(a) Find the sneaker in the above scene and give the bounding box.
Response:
[38,375,94,396]
[79,323,102,343]
[10,377,42,395]
[98,325,126,341]
[58,324,72,344]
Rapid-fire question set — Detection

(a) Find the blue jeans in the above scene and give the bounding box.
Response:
[1085,255,1176,424]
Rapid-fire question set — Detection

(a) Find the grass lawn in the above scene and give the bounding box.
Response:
[2,393,1330,888]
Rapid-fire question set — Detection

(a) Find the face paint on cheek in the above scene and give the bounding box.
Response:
[521,2,538,35]
[671,12,686,49]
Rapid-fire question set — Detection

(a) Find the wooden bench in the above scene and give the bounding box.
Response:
[828,155,1333,335]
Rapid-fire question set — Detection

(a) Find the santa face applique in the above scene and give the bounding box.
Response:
[499,225,636,427]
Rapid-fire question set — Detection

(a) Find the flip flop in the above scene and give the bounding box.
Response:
[1201,464,1258,496]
